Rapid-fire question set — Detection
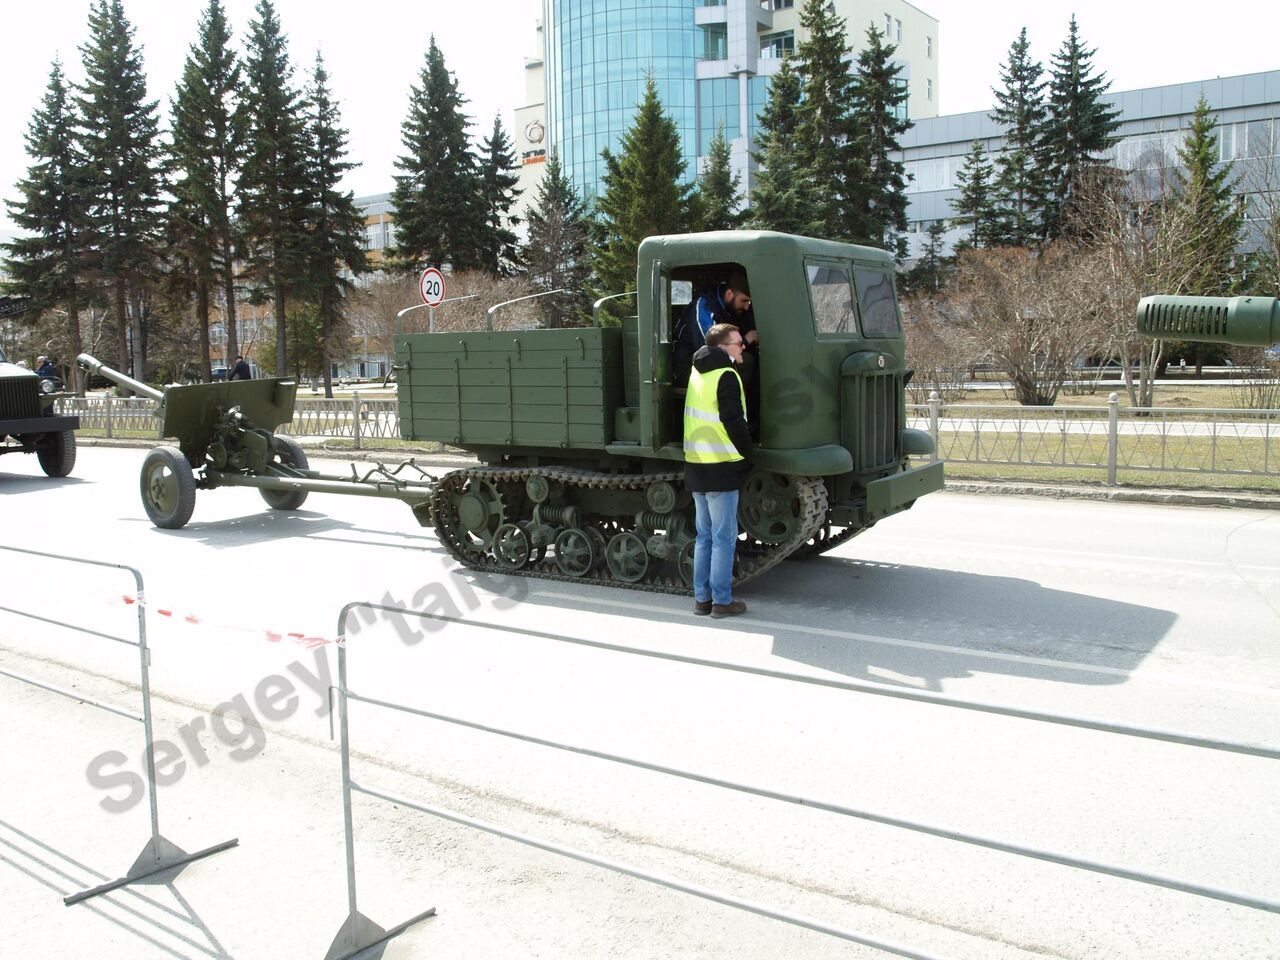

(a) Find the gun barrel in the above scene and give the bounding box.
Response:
[1136,295,1280,347]
[77,353,165,403]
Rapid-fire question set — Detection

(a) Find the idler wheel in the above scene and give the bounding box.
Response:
[451,478,505,551]
[493,523,533,569]
[605,531,649,583]
[738,470,806,543]
[554,527,598,578]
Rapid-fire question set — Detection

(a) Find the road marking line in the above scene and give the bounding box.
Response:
[533,590,1280,699]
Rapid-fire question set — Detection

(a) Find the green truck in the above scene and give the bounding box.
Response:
[0,344,77,477]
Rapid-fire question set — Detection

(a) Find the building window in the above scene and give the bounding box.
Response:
[699,23,727,61]
[927,79,932,101]
[895,18,902,41]
[759,30,794,60]
[927,36,932,58]
[763,0,793,8]
[883,13,891,36]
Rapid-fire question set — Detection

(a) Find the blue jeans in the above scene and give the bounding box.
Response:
[692,490,739,606]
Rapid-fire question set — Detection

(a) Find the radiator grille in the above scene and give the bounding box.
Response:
[844,372,900,471]
[0,376,41,420]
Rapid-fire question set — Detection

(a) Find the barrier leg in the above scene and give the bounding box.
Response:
[64,835,239,906]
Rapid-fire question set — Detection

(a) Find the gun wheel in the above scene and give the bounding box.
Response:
[140,445,196,529]
[260,437,311,510]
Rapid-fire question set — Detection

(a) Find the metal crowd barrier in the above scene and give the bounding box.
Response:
[326,603,1280,960]
[0,545,237,905]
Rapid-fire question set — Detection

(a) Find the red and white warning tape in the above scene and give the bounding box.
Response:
[120,594,341,648]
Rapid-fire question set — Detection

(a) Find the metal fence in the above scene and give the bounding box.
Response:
[0,546,237,905]
[58,394,1280,483]
[911,392,1280,484]
[324,601,1280,960]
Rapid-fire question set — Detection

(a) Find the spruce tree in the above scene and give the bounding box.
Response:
[749,59,822,234]
[793,0,858,238]
[695,123,744,231]
[477,115,522,276]
[388,37,484,273]
[951,140,1000,249]
[169,0,246,381]
[990,28,1049,246]
[4,62,94,394]
[848,24,911,253]
[78,0,165,380]
[1042,16,1121,239]
[591,75,694,312]
[1174,97,1242,296]
[238,0,309,376]
[900,220,951,295]
[523,153,591,328]
[301,52,369,395]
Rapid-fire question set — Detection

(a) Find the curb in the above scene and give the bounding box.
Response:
[76,438,1280,511]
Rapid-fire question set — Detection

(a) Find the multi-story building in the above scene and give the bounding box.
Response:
[899,69,1280,258]
[520,0,938,211]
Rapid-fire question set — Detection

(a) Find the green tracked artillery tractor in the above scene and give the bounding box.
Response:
[402,230,943,591]
[83,230,944,594]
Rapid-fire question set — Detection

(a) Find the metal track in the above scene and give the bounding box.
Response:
[430,464,829,595]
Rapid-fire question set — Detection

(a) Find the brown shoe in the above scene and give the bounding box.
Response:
[710,600,747,619]
[693,599,713,616]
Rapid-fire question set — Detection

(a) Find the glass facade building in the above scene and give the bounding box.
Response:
[546,0,699,201]
[538,0,938,207]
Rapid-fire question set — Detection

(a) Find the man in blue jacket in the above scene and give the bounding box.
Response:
[683,322,753,619]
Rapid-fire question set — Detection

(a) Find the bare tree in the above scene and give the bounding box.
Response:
[900,294,980,402]
[1072,161,1244,408]
[949,244,1109,405]
[348,271,542,369]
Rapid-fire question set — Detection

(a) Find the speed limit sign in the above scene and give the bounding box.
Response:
[419,267,446,307]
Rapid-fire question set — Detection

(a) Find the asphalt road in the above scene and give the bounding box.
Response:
[1,447,1278,960]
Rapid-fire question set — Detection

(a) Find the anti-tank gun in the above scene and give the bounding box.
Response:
[77,354,438,529]
[1137,294,1280,350]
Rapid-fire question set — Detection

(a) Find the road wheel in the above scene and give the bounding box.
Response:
[554,527,597,577]
[605,531,649,583]
[140,445,196,529]
[37,430,76,477]
[260,437,310,511]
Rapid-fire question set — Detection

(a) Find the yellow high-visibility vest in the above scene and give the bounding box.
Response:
[683,364,746,464]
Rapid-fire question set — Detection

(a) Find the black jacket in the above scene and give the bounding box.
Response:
[683,345,753,493]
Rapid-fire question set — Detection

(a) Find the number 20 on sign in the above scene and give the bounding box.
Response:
[419,267,446,307]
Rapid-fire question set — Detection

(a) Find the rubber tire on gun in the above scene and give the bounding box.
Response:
[140,445,197,529]
[260,437,310,510]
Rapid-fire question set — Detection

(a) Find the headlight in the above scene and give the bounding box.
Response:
[39,378,57,394]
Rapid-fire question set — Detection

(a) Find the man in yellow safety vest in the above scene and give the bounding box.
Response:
[683,322,753,618]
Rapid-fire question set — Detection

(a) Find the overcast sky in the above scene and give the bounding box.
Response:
[1,0,1276,233]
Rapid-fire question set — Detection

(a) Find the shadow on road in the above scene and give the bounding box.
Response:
[472,550,1176,694]
[0,473,89,491]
